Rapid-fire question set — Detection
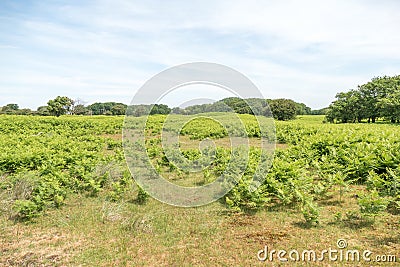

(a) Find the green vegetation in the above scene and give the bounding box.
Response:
[326,75,400,123]
[126,103,171,117]
[268,98,297,120]
[135,113,399,223]
[1,114,399,265]
[87,102,128,115]
[2,114,398,222]
[2,73,399,265]
[1,96,314,121]
[171,97,309,120]
[47,96,74,117]
[0,97,129,116]
[0,115,127,220]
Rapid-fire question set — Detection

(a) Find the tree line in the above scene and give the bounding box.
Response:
[0,96,128,116]
[3,74,397,122]
[326,75,400,123]
[1,96,315,120]
[126,97,314,120]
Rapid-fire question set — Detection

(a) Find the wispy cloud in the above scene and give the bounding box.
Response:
[0,0,399,109]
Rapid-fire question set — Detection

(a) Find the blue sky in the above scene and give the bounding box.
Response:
[1,0,400,109]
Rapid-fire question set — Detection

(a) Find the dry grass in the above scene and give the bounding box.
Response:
[0,225,85,266]
[1,186,399,266]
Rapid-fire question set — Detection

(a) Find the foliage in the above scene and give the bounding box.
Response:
[175,97,310,119]
[0,104,34,115]
[126,104,170,117]
[1,113,399,225]
[0,115,127,219]
[37,106,51,116]
[327,75,400,123]
[72,104,89,115]
[230,115,398,223]
[301,198,320,225]
[1,104,19,114]
[149,104,171,115]
[358,190,390,220]
[295,102,312,115]
[136,185,150,204]
[2,96,316,119]
[268,98,297,120]
[181,117,227,139]
[47,96,74,117]
[87,102,127,115]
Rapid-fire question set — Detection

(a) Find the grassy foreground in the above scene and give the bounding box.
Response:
[0,115,399,266]
[1,188,399,266]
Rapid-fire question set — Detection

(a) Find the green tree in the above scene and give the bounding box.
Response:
[111,103,127,115]
[268,99,297,120]
[311,108,329,115]
[295,102,312,115]
[87,102,104,115]
[358,75,400,122]
[220,97,253,114]
[149,104,171,115]
[326,75,400,123]
[47,96,74,117]
[171,107,184,114]
[72,104,88,115]
[15,108,33,115]
[245,98,269,115]
[87,102,127,115]
[327,90,363,123]
[36,106,50,116]
[379,90,400,123]
[1,103,19,114]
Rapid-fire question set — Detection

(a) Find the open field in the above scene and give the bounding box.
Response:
[0,115,399,266]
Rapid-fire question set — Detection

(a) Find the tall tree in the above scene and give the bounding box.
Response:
[379,89,400,123]
[72,104,88,115]
[87,102,127,115]
[295,102,312,115]
[268,99,297,120]
[47,96,74,117]
[111,103,127,115]
[37,106,50,116]
[326,75,400,123]
[149,104,171,115]
[1,103,19,114]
